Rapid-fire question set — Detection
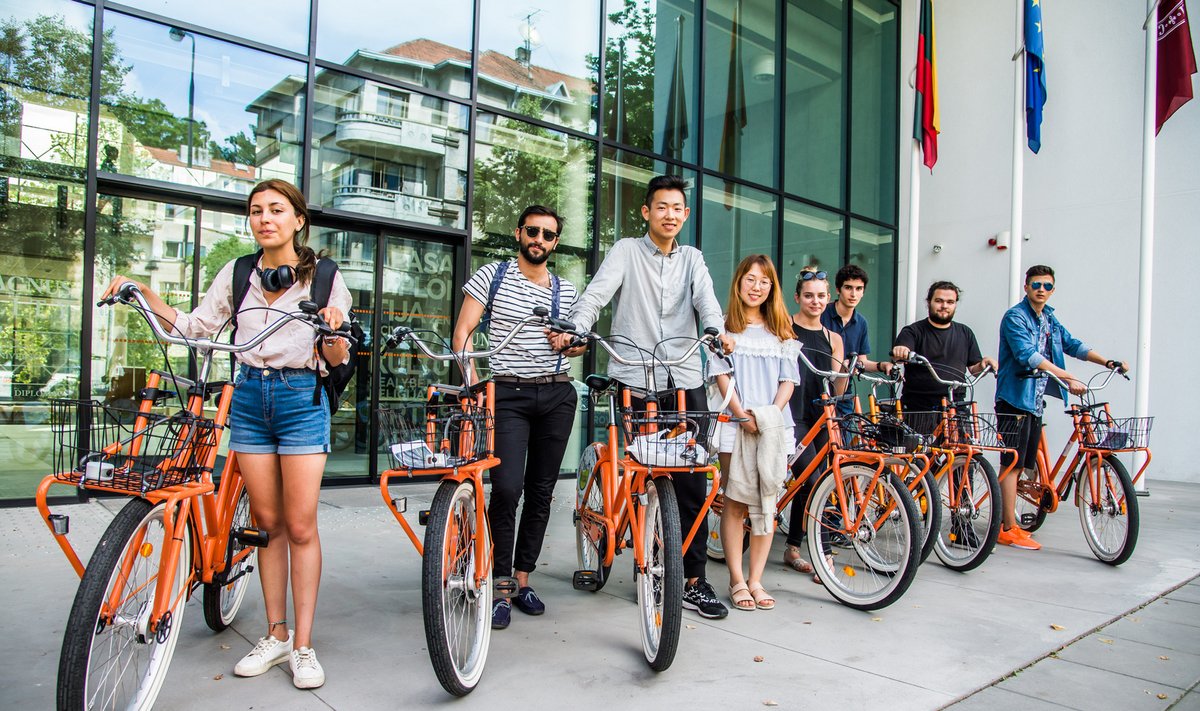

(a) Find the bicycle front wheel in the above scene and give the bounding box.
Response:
[933,454,1001,572]
[898,459,940,565]
[423,479,491,697]
[637,476,683,672]
[203,483,255,631]
[807,465,920,611]
[58,498,192,711]
[1077,455,1139,565]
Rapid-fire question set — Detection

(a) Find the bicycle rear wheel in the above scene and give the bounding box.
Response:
[637,476,683,672]
[934,455,1001,572]
[423,479,491,697]
[899,459,940,565]
[575,444,612,589]
[203,483,255,631]
[807,465,920,611]
[58,498,192,711]
[1077,455,1139,565]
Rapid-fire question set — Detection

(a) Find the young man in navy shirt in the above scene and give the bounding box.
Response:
[821,265,891,416]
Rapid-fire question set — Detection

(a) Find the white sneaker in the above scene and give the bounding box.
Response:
[290,646,325,689]
[234,631,293,677]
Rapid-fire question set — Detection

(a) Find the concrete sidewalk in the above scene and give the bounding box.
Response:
[3,479,1198,710]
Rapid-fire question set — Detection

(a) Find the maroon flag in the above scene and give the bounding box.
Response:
[1157,0,1197,134]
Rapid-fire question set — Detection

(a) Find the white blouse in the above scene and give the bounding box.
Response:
[708,323,802,428]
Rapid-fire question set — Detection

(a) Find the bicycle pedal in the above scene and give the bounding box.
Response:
[418,509,431,526]
[233,527,269,548]
[494,576,518,597]
[48,513,69,536]
[572,571,600,591]
[1019,513,1037,526]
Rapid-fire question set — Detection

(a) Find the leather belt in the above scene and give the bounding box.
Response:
[493,374,572,384]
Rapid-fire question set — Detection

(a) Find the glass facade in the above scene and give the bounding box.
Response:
[0,0,899,501]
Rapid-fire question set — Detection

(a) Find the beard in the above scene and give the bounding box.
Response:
[519,242,550,265]
[928,311,954,326]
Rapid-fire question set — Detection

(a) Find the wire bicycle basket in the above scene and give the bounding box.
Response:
[899,410,1026,451]
[1081,414,1153,450]
[841,412,931,454]
[51,399,218,493]
[620,409,722,468]
[379,398,494,470]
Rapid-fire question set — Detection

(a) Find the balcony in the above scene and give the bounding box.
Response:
[331,185,461,227]
[334,110,461,157]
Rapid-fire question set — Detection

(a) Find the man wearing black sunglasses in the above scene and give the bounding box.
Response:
[994,264,1128,551]
[452,205,582,629]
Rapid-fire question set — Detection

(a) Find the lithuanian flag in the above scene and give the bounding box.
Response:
[914,0,939,170]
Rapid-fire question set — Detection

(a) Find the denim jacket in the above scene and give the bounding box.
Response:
[996,299,1090,414]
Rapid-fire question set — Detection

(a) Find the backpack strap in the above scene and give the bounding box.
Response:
[551,273,563,372]
[229,251,260,374]
[479,261,509,333]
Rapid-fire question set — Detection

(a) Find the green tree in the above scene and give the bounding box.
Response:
[210,128,256,165]
[590,0,658,150]
[200,233,255,291]
[109,96,211,154]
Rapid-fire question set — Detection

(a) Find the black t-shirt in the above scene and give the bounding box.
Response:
[893,320,983,402]
[789,323,833,425]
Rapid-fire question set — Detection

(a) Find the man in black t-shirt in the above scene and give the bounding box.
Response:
[891,281,998,412]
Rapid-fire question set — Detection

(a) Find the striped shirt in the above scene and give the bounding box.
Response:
[462,261,578,378]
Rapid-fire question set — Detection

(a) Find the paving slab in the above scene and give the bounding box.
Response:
[1105,615,1200,656]
[1133,599,1200,629]
[1167,587,1200,605]
[1053,634,1200,690]
[941,686,1072,710]
[998,657,1183,711]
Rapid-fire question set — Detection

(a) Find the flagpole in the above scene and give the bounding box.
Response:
[1134,0,1157,489]
[1008,1,1025,305]
[906,140,921,323]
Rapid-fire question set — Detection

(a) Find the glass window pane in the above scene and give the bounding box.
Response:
[117,0,311,54]
[311,73,468,229]
[379,236,456,407]
[471,110,593,303]
[848,218,895,356]
[602,0,699,162]
[782,198,842,298]
[600,147,696,253]
[785,0,844,207]
[849,0,897,223]
[197,207,257,384]
[311,226,375,477]
[476,0,599,131]
[100,11,306,194]
[0,173,85,498]
[316,1,473,99]
[701,179,777,305]
[0,1,96,175]
[703,0,779,188]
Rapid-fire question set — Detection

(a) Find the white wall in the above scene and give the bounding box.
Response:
[896,1,1200,483]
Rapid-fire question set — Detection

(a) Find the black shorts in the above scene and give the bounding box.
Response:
[996,399,1042,470]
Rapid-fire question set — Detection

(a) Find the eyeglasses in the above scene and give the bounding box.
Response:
[520,225,559,241]
[799,270,827,281]
[1029,281,1055,291]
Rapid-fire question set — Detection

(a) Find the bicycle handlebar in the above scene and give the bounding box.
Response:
[796,347,850,382]
[1038,366,1126,394]
[544,318,727,370]
[900,353,993,390]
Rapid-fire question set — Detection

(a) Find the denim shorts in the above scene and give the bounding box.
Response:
[229,365,330,455]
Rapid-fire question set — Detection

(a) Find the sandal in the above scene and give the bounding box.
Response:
[783,545,815,575]
[812,554,834,585]
[748,584,775,610]
[728,582,755,611]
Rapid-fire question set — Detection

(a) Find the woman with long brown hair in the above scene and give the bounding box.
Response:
[101,178,350,689]
[708,255,800,611]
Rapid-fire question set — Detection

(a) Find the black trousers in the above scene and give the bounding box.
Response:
[622,384,710,580]
[488,381,577,578]
[786,419,829,548]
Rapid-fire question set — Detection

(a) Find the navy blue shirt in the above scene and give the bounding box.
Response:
[821,302,871,415]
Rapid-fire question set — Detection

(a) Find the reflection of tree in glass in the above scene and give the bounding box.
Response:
[472,96,590,263]
[590,0,657,151]
[200,234,256,291]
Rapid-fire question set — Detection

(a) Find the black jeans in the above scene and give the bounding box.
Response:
[786,419,829,548]
[621,384,710,580]
[488,381,577,578]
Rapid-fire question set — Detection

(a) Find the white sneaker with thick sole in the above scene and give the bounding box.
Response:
[290,646,325,689]
[234,631,293,677]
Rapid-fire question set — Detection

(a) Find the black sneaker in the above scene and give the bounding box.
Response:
[682,578,729,619]
[491,599,511,630]
[513,586,545,616]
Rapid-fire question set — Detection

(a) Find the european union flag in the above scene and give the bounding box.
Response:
[1025,0,1047,153]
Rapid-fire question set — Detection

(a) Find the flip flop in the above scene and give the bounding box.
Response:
[748,584,775,610]
[783,545,815,575]
[729,582,755,611]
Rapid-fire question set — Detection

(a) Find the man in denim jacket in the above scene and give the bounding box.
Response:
[994,265,1127,551]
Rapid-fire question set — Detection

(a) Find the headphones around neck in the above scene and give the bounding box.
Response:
[257,263,297,292]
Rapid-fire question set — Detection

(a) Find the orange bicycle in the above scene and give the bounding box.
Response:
[554,323,733,671]
[1014,368,1151,565]
[377,307,556,696]
[39,282,349,710]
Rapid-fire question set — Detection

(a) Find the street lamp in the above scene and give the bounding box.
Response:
[168,27,196,168]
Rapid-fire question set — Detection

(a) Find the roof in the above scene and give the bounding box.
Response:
[144,146,258,179]
[382,38,594,96]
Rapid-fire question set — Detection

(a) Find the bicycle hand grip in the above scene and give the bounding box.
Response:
[703,327,720,337]
[97,281,139,307]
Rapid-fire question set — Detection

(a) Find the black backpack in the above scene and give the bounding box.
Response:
[231,251,361,415]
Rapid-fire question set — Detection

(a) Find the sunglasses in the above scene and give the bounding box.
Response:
[799,270,827,281]
[1029,281,1055,291]
[520,225,559,241]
